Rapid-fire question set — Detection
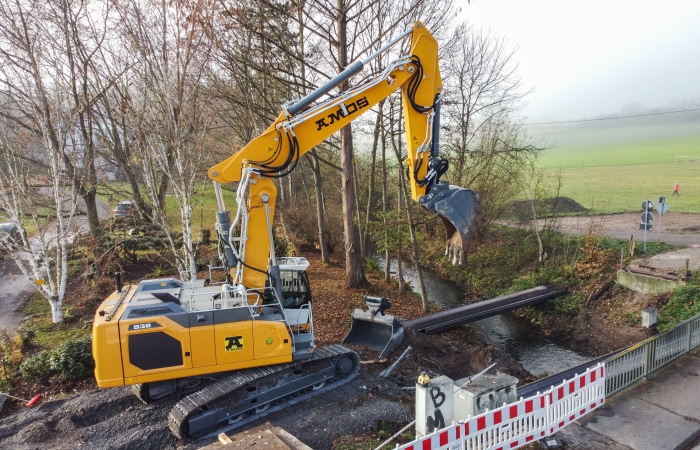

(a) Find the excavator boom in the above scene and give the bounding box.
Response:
[209,22,479,289]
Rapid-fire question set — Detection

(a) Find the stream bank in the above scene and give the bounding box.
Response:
[379,258,617,377]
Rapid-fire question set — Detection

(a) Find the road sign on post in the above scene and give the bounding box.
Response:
[655,202,670,216]
[655,196,670,242]
[640,200,654,252]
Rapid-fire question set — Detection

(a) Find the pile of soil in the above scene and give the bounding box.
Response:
[509,197,587,219]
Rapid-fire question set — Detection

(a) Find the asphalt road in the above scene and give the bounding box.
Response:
[0,259,36,335]
[0,197,111,335]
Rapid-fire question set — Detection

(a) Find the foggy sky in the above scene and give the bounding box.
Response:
[461,0,700,122]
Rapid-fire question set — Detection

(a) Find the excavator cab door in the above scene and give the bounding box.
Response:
[279,269,311,309]
[278,269,313,335]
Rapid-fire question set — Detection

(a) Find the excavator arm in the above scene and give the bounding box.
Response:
[209,22,479,290]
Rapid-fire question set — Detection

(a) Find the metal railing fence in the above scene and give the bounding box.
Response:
[605,313,700,396]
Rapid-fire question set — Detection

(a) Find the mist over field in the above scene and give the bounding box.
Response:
[526,105,700,150]
[522,104,700,213]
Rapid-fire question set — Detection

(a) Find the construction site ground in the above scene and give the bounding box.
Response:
[0,211,699,449]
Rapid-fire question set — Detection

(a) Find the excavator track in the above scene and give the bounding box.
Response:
[168,344,360,440]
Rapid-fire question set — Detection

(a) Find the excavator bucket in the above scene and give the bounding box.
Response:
[420,181,480,265]
[342,296,404,359]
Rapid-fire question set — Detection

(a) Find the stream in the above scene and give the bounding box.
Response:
[380,259,589,377]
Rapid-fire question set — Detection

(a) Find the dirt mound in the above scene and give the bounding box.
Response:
[509,197,587,219]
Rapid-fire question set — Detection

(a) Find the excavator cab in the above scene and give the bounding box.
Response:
[279,268,311,309]
[262,265,311,309]
[276,257,313,335]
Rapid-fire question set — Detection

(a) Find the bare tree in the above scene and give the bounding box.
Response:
[357,5,444,259]
[522,161,564,264]
[205,2,304,149]
[388,98,430,310]
[91,40,151,216]
[204,0,330,258]
[304,152,331,262]
[469,116,539,229]
[0,0,111,238]
[300,0,457,287]
[0,0,117,321]
[112,0,218,279]
[441,23,539,230]
[441,23,529,182]
[0,121,80,323]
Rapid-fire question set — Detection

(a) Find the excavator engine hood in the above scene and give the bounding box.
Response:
[420,181,480,265]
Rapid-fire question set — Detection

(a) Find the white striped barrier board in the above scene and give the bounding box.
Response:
[397,363,605,450]
[546,364,605,434]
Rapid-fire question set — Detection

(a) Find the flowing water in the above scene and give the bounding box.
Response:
[380,259,589,376]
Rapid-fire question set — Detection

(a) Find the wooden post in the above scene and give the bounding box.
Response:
[620,248,624,270]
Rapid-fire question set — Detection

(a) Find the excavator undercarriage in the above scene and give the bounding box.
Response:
[168,345,359,440]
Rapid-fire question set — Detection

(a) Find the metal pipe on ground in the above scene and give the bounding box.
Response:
[402,286,567,334]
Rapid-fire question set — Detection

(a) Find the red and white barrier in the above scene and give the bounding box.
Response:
[397,363,605,450]
[546,364,605,434]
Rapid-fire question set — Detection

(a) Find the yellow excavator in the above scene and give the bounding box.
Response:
[92,21,479,440]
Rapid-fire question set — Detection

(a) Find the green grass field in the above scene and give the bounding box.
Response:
[98,118,700,220]
[531,122,700,213]
[99,182,234,236]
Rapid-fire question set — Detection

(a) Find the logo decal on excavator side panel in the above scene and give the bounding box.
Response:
[224,335,244,352]
[315,96,369,131]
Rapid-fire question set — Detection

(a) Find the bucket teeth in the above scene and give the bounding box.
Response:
[420,181,480,265]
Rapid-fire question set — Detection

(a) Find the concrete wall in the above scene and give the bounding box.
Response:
[616,269,685,294]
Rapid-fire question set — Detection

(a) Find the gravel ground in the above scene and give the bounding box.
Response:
[0,329,528,450]
[0,374,413,450]
[0,372,388,450]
